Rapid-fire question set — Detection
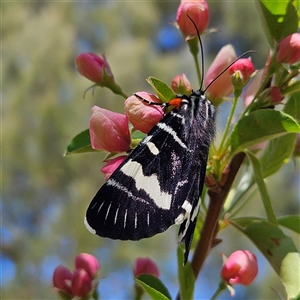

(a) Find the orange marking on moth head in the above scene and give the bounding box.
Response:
[169,98,183,108]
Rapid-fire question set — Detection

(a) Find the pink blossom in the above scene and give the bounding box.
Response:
[204,44,237,102]
[90,106,131,152]
[71,269,93,297]
[124,92,164,133]
[269,86,283,103]
[276,33,300,64]
[172,73,192,95]
[229,58,255,87]
[53,254,100,299]
[176,0,209,36]
[101,156,127,180]
[75,253,100,279]
[221,250,258,286]
[75,52,113,84]
[133,257,160,278]
[52,265,73,296]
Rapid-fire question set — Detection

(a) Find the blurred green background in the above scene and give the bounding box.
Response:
[2,1,299,299]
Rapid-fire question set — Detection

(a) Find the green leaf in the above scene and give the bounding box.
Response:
[295,0,300,28]
[255,0,298,46]
[238,221,300,299]
[230,109,300,155]
[130,130,146,148]
[131,130,146,140]
[135,274,172,300]
[230,216,266,228]
[246,151,277,225]
[278,215,300,234]
[65,129,99,155]
[231,215,300,235]
[260,133,296,178]
[147,76,176,103]
[280,252,300,299]
[177,245,195,300]
[284,93,300,122]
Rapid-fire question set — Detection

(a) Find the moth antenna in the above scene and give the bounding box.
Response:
[203,50,257,93]
[186,15,256,94]
[186,15,205,91]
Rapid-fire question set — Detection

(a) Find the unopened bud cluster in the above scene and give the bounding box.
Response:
[53,253,100,299]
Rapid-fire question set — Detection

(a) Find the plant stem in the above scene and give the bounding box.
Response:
[193,53,202,88]
[218,92,240,154]
[187,36,202,88]
[190,152,246,281]
[210,281,227,300]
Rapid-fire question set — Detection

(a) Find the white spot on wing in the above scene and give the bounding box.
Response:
[134,212,137,228]
[146,142,159,155]
[178,220,189,242]
[175,213,185,224]
[175,199,192,225]
[114,205,120,225]
[156,122,187,149]
[124,209,128,228]
[141,135,159,155]
[120,159,172,210]
[203,100,209,127]
[174,179,188,194]
[105,202,112,220]
[147,212,150,226]
[84,216,96,234]
[107,179,149,205]
[97,202,104,214]
[191,198,201,221]
[178,199,202,242]
[182,200,192,213]
[170,111,185,124]
[91,202,98,209]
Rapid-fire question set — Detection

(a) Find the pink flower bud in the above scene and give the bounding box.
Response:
[229,58,255,87]
[75,253,100,279]
[89,106,131,152]
[269,86,283,103]
[276,33,300,64]
[75,52,114,85]
[221,250,258,286]
[204,45,237,102]
[172,74,193,95]
[124,92,164,133]
[133,257,160,278]
[71,269,93,297]
[101,156,127,180]
[176,0,209,36]
[53,265,73,296]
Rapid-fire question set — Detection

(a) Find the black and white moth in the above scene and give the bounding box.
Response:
[85,90,216,263]
[85,15,220,263]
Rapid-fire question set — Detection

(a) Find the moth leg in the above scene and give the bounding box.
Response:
[133,93,166,107]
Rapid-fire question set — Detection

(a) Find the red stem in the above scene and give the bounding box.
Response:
[191,152,245,278]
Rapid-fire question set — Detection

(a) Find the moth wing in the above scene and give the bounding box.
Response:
[85,111,197,240]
